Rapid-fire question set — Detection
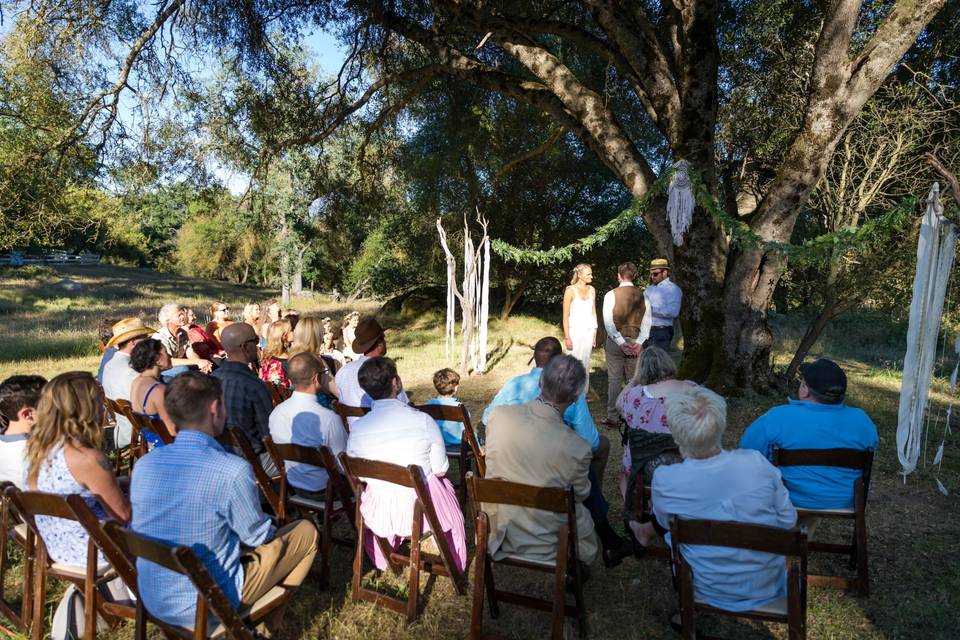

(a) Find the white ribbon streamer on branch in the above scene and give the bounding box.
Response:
[667,159,695,246]
[897,182,957,479]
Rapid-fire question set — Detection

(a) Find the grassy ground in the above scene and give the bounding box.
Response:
[0,264,958,639]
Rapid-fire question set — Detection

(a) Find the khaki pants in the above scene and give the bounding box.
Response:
[241,519,318,613]
[604,337,638,422]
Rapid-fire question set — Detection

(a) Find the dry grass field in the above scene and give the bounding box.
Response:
[0,264,958,639]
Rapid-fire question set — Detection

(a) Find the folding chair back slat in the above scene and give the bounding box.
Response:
[0,482,30,631]
[225,428,282,518]
[338,453,466,622]
[333,402,368,432]
[773,448,873,483]
[465,473,586,639]
[668,516,808,639]
[103,522,260,640]
[147,418,175,445]
[414,402,486,485]
[264,382,285,407]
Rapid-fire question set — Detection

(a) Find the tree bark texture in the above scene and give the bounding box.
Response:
[359,0,944,389]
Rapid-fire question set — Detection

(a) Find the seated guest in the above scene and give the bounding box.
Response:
[641,387,797,614]
[334,318,408,416]
[740,358,878,509]
[346,357,466,572]
[426,368,466,447]
[482,337,630,566]
[0,375,46,487]
[616,346,692,535]
[484,355,599,565]
[152,303,213,375]
[131,373,318,634]
[242,303,262,335]
[184,307,222,361]
[340,311,361,361]
[289,316,338,399]
[96,317,118,383]
[25,372,131,566]
[103,317,155,448]
[260,301,284,348]
[268,353,347,499]
[260,319,293,387]
[211,322,278,475]
[129,339,176,446]
[206,301,233,341]
[320,331,345,367]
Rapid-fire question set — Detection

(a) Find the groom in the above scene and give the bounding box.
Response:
[601,262,645,427]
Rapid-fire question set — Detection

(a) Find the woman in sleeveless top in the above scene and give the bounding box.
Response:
[130,339,176,447]
[563,264,598,388]
[25,372,130,567]
[615,346,694,540]
[260,318,293,387]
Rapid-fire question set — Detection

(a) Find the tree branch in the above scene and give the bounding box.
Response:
[927,153,960,209]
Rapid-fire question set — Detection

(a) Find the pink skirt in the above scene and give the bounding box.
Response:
[359,474,467,573]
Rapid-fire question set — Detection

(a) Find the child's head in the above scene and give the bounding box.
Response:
[433,368,460,397]
[0,375,47,431]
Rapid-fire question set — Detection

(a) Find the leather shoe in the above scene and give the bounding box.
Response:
[602,539,633,568]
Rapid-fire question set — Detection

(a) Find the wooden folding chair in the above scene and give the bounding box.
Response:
[414,403,485,503]
[333,401,368,433]
[263,437,356,588]
[104,398,133,475]
[263,381,285,407]
[222,428,282,520]
[338,453,467,622]
[669,517,809,640]
[103,521,290,640]
[0,481,30,631]
[773,447,873,595]
[632,445,682,560]
[122,409,174,463]
[466,473,586,640]
[4,488,136,640]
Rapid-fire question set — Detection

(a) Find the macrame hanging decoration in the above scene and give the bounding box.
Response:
[667,159,695,246]
[897,182,957,480]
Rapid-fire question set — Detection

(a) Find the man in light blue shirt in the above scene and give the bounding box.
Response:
[740,358,878,509]
[131,373,318,634]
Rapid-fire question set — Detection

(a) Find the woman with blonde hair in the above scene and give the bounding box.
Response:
[562,263,597,387]
[206,301,233,341]
[242,302,262,334]
[260,318,293,387]
[615,346,694,545]
[25,372,131,566]
[259,300,284,347]
[289,316,339,401]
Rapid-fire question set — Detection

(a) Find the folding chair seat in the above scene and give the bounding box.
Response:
[338,453,467,622]
[4,487,136,640]
[466,473,587,640]
[773,447,873,595]
[414,403,486,504]
[103,521,290,640]
[0,481,30,630]
[669,516,809,640]
[333,401,368,433]
[262,437,356,588]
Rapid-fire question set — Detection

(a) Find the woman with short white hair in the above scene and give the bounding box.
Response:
[636,386,797,620]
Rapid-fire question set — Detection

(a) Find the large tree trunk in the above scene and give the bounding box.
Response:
[499,277,529,321]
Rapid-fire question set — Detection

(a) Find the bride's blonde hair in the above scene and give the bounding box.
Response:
[570,263,592,285]
[25,372,104,487]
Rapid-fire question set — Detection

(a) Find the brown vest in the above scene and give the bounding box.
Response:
[612,286,645,339]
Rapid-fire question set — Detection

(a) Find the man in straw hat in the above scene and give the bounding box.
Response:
[334,317,409,422]
[102,317,155,447]
[639,258,682,351]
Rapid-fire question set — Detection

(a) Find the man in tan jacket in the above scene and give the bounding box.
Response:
[484,355,599,565]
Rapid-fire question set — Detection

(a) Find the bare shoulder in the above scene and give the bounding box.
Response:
[63,442,113,475]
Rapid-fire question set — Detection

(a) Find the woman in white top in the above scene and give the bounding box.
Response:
[562,263,598,387]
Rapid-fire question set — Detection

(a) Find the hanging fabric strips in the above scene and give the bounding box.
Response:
[897,182,958,481]
[667,160,695,245]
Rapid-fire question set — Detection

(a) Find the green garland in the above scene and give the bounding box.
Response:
[491,168,917,266]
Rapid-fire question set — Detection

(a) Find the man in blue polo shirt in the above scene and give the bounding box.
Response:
[740,359,878,509]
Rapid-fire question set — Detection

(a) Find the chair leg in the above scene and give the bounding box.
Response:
[407,514,422,623]
[21,535,34,633]
[30,557,46,640]
[484,559,499,619]
[84,577,96,640]
[470,516,487,640]
[856,510,869,596]
[350,515,364,603]
[551,533,568,640]
[320,509,332,590]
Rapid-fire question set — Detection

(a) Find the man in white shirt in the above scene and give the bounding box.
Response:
[102,317,155,448]
[639,258,683,350]
[334,317,409,418]
[0,375,46,487]
[152,303,213,375]
[601,262,645,427]
[269,352,347,499]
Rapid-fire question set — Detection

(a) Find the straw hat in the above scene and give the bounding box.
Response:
[106,317,156,348]
[352,317,385,354]
[649,258,671,271]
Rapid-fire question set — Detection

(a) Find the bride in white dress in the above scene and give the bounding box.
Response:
[562,263,598,388]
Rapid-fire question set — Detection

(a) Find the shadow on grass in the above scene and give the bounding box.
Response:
[0,336,97,363]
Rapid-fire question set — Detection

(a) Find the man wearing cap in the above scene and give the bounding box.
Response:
[740,358,878,509]
[638,258,682,351]
[334,317,409,417]
[102,317,155,448]
[601,262,644,427]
